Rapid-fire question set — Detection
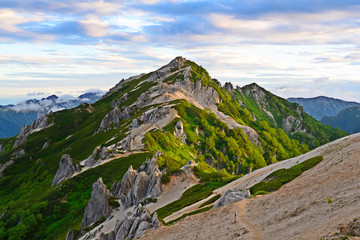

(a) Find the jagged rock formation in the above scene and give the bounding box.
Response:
[99,106,130,130]
[111,165,137,200]
[0,160,14,177]
[131,119,139,128]
[140,107,170,124]
[174,120,186,144]
[13,114,50,149]
[112,152,163,208]
[81,146,100,167]
[282,115,306,135]
[52,154,80,187]
[213,188,250,209]
[111,204,160,240]
[99,146,109,160]
[81,178,112,228]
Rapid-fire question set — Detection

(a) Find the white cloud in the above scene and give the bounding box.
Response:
[79,15,110,37]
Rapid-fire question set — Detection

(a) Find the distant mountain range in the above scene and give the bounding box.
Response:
[287,96,360,121]
[0,91,104,138]
[288,96,360,134]
[321,106,360,134]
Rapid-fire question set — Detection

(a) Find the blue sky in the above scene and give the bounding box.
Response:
[1,0,360,104]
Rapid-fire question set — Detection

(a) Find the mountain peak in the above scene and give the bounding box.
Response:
[167,56,187,68]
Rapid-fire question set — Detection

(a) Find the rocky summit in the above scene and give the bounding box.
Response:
[0,57,349,240]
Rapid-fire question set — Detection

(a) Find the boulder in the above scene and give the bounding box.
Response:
[131,118,139,128]
[81,178,112,228]
[99,146,109,160]
[52,154,79,187]
[174,120,186,144]
[213,189,250,209]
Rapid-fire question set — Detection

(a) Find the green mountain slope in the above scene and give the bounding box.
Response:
[321,106,360,134]
[225,82,346,148]
[0,57,346,240]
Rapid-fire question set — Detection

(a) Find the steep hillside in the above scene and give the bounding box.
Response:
[0,57,346,240]
[321,106,360,134]
[226,83,346,148]
[287,96,359,120]
[139,133,360,240]
[0,92,103,138]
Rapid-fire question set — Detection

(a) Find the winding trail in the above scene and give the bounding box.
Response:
[238,199,261,240]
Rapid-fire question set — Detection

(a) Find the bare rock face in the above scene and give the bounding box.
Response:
[140,107,170,124]
[13,114,51,149]
[282,115,307,135]
[213,188,250,209]
[99,146,110,160]
[175,120,186,144]
[131,119,139,128]
[112,165,138,199]
[114,204,160,240]
[13,124,31,149]
[81,178,112,228]
[0,160,14,178]
[52,154,79,187]
[81,146,100,167]
[42,141,50,150]
[99,107,130,130]
[0,144,3,155]
[111,152,163,208]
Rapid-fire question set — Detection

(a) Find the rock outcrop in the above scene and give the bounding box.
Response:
[213,188,250,209]
[52,154,80,187]
[13,114,51,149]
[81,178,112,228]
[99,107,130,130]
[112,152,163,208]
[282,115,307,135]
[174,120,186,144]
[0,160,14,178]
[81,146,100,167]
[0,144,3,155]
[99,146,109,160]
[140,107,170,124]
[113,204,160,240]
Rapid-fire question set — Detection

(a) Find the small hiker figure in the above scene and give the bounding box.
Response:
[233,212,237,223]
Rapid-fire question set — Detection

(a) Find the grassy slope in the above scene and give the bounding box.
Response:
[234,84,347,148]
[0,72,155,240]
[250,156,323,194]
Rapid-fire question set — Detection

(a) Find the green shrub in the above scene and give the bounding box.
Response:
[161,174,170,184]
[198,194,220,208]
[250,156,323,194]
[108,197,120,208]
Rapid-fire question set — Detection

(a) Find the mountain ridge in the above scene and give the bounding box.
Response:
[0,57,347,240]
[287,96,360,120]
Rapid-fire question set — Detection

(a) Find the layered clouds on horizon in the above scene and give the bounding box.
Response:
[1,0,360,103]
